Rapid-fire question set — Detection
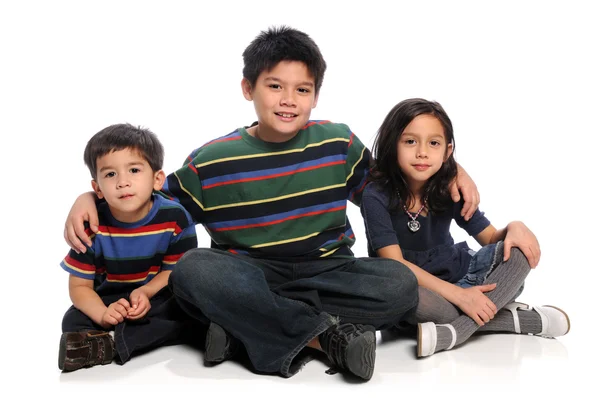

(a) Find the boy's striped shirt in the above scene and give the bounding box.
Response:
[162,121,371,259]
[60,194,198,294]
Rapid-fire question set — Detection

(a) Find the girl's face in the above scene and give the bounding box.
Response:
[396,114,453,190]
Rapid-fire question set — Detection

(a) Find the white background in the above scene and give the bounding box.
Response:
[1,0,598,396]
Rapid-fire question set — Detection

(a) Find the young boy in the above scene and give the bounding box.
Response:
[63,27,479,380]
[59,123,198,372]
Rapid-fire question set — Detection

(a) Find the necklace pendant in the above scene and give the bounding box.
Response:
[408,220,420,232]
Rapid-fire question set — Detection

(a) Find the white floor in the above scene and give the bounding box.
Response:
[42,307,592,397]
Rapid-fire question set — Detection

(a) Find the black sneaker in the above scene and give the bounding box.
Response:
[58,331,115,372]
[204,322,240,364]
[319,323,376,380]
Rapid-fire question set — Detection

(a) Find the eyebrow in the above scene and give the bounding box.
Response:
[98,161,145,173]
[264,76,314,87]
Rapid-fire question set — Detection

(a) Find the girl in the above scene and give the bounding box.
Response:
[361,98,569,357]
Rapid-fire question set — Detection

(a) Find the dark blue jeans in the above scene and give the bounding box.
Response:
[168,248,418,377]
[62,287,205,364]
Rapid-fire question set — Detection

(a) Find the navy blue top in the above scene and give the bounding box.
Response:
[360,182,491,283]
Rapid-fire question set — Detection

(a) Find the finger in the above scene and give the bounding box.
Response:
[503,242,513,262]
[486,299,497,314]
[483,305,495,320]
[114,304,129,319]
[463,196,477,221]
[66,222,87,254]
[89,212,99,233]
[524,247,536,269]
[117,298,131,310]
[477,283,497,293]
[106,315,119,326]
[479,311,490,323]
[110,309,125,323]
[449,179,460,203]
[74,216,93,248]
[470,312,484,327]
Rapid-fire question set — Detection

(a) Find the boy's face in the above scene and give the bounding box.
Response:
[242,60,318,143]
[91,148,165,223]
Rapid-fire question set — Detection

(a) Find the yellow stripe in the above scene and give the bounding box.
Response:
[195,137,350,168]
[204,183,346,212]
[62,260,95,275]
[319,247,340,258]
[346,146,367,182]
[162,260,177,265]
[174,171,206,210]
[96,228,176,238]
[251,231,321,248]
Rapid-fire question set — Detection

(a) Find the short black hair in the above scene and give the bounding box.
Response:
[242,26,327,94]
[84,123,164,179]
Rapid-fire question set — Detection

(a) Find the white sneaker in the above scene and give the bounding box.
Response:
[504,302,570,338]
[417,322,456,357]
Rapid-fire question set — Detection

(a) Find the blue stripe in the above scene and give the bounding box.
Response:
[206,200,347,230]
[202,154,346,187]
[95,233,172,259]
[60,261,95,280]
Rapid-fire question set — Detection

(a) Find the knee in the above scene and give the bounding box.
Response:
[170,249,223,296]
[381,262,419,312]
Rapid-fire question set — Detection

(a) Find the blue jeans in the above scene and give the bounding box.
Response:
[168,248,418,377]
[455,242,525,298]
[62,287,205,364]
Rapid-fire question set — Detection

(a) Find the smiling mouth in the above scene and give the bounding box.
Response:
[119,194,134,199]
[275,112,297,118]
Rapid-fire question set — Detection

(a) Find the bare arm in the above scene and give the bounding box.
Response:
[63,191,99,253]
[475,221,540,268]
[449,163,481,221]
[69,275,130,328]
[136,270,171,299]
[378,245,497,325]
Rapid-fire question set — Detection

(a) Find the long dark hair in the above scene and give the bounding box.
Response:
[370,98,457,214]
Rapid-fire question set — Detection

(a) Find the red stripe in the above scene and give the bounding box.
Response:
[187,162,198,175]
[302,120,330,129]
[163,254,183,262]
[350,177,368,202]
[213,205,346,232]
[348,132,354,147]
[64,255,95,272]
[204,160,345,190]
[203,136,242,147]
[97,222,181,235]
[107,266,160,281]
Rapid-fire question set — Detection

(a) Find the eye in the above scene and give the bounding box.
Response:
[104,171,116,178]
[405,139,416,145]
[130,168,141,174]
[430,140,441,146]
[297,87,310,94]
[269,84,281,90]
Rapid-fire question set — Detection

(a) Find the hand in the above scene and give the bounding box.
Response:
[100,298,131,328]
[450,166,480,221]
[455,284,497,326]
[64,192,99,253]
[502,221,541,268]
[127,288,151,320]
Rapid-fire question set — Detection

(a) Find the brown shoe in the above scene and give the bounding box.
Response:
[58,331,115,372]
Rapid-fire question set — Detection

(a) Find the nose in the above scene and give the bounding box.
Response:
[117,176,131,189]
[280,88,297,107]
[417,143,428,159]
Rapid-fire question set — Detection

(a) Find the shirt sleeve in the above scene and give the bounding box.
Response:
[344,126,372,207]
[159,148,205,225]
[453,200,491,237]
[360,183,400,252]
[162,208,199,271]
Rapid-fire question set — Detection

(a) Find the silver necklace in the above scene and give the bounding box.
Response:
[398,190,426,232]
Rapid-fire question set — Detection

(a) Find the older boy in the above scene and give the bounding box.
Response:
[59,123,199,371]
[63,27,479,380]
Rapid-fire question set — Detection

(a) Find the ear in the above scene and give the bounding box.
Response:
[91,179,104,199]
[312,92,319,109]
[153,170,166,191]
[241,78,253,101]
[445,143,454,161]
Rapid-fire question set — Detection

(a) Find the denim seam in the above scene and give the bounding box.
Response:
[114,323,129,364]
[279,312,337,377]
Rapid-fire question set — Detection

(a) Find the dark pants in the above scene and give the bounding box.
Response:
[61,286,205,364]
[168,248,418,377]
